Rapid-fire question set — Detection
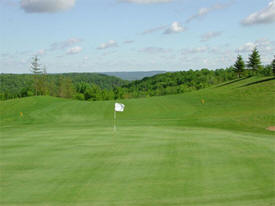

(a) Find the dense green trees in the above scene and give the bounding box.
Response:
[121,68,236,98]
[234,55,245,78]
[29,56,50,96]
[247,48,261,74]
[1,69,227,100]
[0,74,33,99]
[272,56,275,76]
[0,72,127,100]
[74,82,115,101]
[58,77,75,98]
[30,56,43,96]
[1,49,274,102]
[232,48,274,77]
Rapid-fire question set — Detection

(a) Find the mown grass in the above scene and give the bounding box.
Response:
[0,76,274,206]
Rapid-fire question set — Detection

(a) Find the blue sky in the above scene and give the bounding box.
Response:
[0,0,275,73]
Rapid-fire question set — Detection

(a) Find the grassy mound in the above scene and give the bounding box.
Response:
[0,77,274,206]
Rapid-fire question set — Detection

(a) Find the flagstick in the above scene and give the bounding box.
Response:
[114,110,116,132]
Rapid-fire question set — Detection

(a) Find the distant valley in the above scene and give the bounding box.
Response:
[100,71,166,81]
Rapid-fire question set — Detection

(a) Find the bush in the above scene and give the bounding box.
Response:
[27,91,34,97]
[258,65,272,76]
[75,93,85,100]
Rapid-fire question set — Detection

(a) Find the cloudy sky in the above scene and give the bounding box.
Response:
[0,0,275,73]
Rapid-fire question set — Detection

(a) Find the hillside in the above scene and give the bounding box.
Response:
[0,73,128,99]
[2,68,273,101]
[1,76,274,132]
[123,76,275,133]
[0,77,274,206]
[121,68,239,98]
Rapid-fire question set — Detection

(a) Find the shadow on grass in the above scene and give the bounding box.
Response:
[240,77,275,87]
[215,77,251,88]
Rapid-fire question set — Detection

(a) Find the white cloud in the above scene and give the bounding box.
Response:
[102,50,117,56]
[201,31,222,42]
[50,38,82,51]
[20,0,75,13]
[238,42,256,53]
[182,46,209,54]
[124,40,135,44]
[163,22,185,34]
[66,46,82,55]
[255,38,274,51]
[139,47,171,54]
[186,1,234,23]
[241,0,275,25]
[236,39,275,64]
[118,0,172,4]
[141,25,168,35]
[97,40,118,50]
[237,39,274,53]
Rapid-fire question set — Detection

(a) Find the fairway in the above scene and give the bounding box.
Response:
[1,77,275,206]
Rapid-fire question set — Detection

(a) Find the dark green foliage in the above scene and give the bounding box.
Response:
[122,68,236,98]
[58,77,75,98]
[1,62,274,102]
[234,55,245,78]
[30,56,44,96]
[258,65,273,77]
[75,93,85,101]
[272,56,275,75]
[247,48,261,73]
[0,74,33,100]
[0,68,245,101]
[60,73,128,90]
[0,73,127,100]
[113,87,124,100]
[83,84,100,101]
[75,82,115,101]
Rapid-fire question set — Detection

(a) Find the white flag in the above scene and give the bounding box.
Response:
[115,103,125,112]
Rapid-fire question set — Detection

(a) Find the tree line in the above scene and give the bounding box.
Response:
[0,57,127,100]
[121,48,274,98]
[233,48,275,78]
[1,48,274,101]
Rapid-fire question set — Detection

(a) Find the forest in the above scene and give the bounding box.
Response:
[1,48,274,101]
[0,72,127,100]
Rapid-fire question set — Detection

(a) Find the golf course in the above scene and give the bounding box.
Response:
[0,76,274,206]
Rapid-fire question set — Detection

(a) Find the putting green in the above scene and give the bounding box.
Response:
[0,77,274,206]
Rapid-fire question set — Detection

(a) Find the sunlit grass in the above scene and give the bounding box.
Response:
[0,77,274,206]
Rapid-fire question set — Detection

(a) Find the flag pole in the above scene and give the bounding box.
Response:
[114,109,116,132]
[114,102,124,132]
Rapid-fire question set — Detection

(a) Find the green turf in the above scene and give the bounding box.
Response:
[0,77,275,206]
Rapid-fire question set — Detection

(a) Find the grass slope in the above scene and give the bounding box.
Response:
[0,77,275,206]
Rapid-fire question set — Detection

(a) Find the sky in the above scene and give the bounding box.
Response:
[0,0,275,73]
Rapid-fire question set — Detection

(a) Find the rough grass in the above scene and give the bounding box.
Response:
[0,77,275,206]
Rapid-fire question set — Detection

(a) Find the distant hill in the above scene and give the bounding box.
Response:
[100,71,166,81]
[121,68,239,97]
[0,73,128,99]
